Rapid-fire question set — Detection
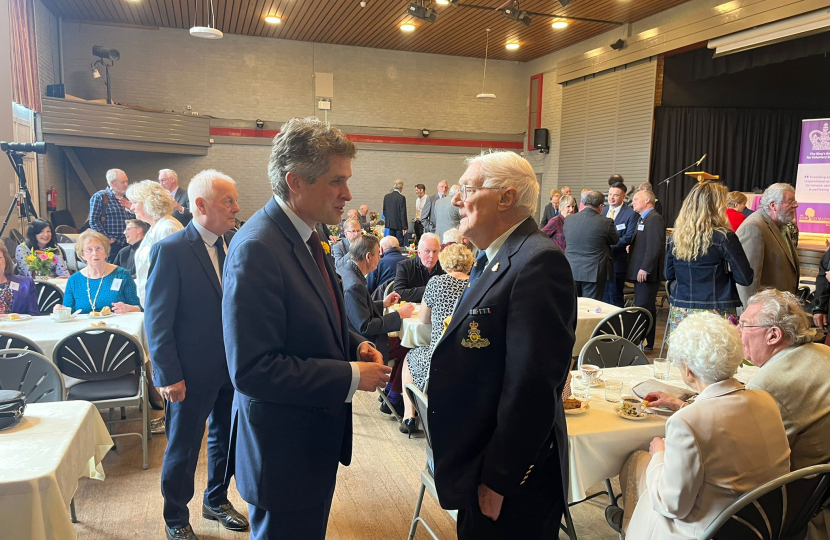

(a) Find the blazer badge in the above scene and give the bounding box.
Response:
[461,321,490,348]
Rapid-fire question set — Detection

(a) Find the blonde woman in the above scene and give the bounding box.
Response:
[665,182,753,331]
[127,180,183,306]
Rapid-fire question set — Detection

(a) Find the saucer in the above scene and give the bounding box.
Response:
[564,401,590,415]
[51,315,78,323]
[576,374,604,387]
[0,314,32,322]
[614,405,650,421]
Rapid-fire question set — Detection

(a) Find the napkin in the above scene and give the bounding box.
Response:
[632,380,697,402]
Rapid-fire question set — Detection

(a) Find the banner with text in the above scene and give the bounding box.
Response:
[795,118,830,233]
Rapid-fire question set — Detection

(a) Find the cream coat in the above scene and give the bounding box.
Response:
[626,378,791,540]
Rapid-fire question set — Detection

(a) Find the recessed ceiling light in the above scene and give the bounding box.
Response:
[265,16,281,24]
[506,42,520,50]
[400,23,416,32]
[552,20,568,29]
[435,0,449,4]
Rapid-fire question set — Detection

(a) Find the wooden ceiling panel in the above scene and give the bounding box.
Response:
[56,0,693,62]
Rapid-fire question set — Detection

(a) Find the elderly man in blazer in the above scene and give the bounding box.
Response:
[382,180,408,243]
[420,180,449,234]
[736,183,800,307]
[601,182,638,307]
[563,190,619,300]
[159,169,191,226]
[627,189,665,350]
[222,118,391,540]
[145,170,246,540]
[332,218,362,269]
[429,151,576,540]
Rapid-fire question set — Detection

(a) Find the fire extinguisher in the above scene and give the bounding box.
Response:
[47,187,57,212]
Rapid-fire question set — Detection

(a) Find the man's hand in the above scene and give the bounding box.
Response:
[814,313,828,329]
[109,238,116,244]
[158,380,186,403]
[397,303,415,319]
[174,202,184,213]
[356,362,391,391]
[637,269,648,283]
[478,484,504,521]
[403,229,408,235]
[383,292,401,308]
[117,196,132,210]
[649,437,665,456]
[358,342,383,364]
[643,391,684,411]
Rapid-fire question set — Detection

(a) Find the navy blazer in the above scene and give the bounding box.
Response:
[627,210,665,282]
[429,217,576,510]
[337,262,401,360]
[144,222,229,390]
[601,204,640,274]
[382,190,408,230]
[367,248,407,294]
[223,197,365,512]
[7,274,39,316]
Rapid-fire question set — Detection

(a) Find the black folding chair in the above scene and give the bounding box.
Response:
[578,335,649,369]
[589,307,653,348]
[0,348,64,402]
[0,332,43,354]
[35,281,64,315]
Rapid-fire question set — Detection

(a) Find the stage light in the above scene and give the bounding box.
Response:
[408,2,437,23]
[503,3,531,27]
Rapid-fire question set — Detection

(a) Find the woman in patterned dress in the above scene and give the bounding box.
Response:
[400,243,474,435]
[15,218,69,278]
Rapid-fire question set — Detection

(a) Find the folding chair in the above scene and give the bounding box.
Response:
[589,307,653,348]
[577,335,649,369]
[35,281,64,315]
[0,332,43,354]
[0,348,64,402]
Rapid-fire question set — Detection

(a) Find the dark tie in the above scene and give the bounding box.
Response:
[461,251,488,301]
[213,235,225,278]
[307,231,342,328]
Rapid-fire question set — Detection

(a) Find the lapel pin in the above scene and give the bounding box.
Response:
[491,262,500,272]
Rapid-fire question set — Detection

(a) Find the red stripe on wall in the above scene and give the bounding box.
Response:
[209,127,523,149]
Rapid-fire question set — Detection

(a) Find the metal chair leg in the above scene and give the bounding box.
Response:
[560,505,579,540]
[659,307,671,358]
[70,498,77,523]
[377,387,402,423]
[408,483,426,540]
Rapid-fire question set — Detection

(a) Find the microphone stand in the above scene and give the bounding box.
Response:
[657,155,706,186]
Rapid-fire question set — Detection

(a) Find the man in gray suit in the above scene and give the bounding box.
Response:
[434,184,462,240]
[736,183,800,307]
[159,169,191,225]
[563,191,619,300]
[420,180,448,233]
[332,218,363,269]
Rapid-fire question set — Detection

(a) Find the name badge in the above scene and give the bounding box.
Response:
[637,224,645,231]
[616,223,626,231]
[9,281,19,291]
[111,278,122,291]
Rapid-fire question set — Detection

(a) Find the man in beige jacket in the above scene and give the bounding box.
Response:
[735,183,799,307]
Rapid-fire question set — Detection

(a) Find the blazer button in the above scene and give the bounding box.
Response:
[520,480,526,485]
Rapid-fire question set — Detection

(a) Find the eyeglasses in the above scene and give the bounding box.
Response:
[82,245,105,254]
[460,184,505,201]
[737,321,772,331]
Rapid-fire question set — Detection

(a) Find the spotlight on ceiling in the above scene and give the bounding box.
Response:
[551,20,568,29]
[264,15,281,24]
[558,0,572,6]
[92,45,120,61]
[506,42,520,50]
[408,2,437,23]
[503,2,531,27]
[400,23,416,32]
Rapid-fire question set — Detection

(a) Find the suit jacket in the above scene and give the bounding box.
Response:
[420,194,437,233]
[7,274,39,316]
[332,238,351,269]
[563,207,619,282]
[627,379,790,540]
[736,209,799,306]
[222,197,365,512]
[540,203,559,228]
[316,222,334,264]
[393,256,444,303]
[429,217,576,510]
[145,222,228,392]
[382,190,408,230]
[367,248,407,294]
[337,262,401,360]
[171,187,191,226]
[601,204,639,274]
[114,240,141,278]
[626,210,665,282]
[434,197,461,240]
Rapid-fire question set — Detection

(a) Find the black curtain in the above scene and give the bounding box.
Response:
[651,106,830,227]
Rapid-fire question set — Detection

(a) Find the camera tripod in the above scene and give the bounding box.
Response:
[0,149,39,239]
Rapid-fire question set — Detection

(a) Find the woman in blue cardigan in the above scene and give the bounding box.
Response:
[0,243,39,316]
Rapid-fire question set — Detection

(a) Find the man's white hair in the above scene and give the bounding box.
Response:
[442,228,463,244]
[667,312,744,384]
[379,235,399,250]
[464,151,538,217]
[747,288,814,346]
[448,184,461,197]
[419,232,441,248]
[158,169,178,182]
[759,183,795,211]
[106,168,125,185]
[188,169,236,215]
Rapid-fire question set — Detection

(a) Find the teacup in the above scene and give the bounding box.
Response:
[620,396,645,416]
[580,364,603,384]
[52,306,71,321]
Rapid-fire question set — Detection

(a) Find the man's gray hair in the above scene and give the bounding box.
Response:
[747,288,814,346]
[448,184,461,197]
[394,179,404,191]
[667,312,744,384]
[464,151,539,217]
[419,232,441,249]
[188,169,236,215]
[442,228,463,244]
[158,169,178,181]
[583,191,605,208]
[349,234,379,262]
[759,183,795,211]
[638,190,655,204]
[379,235,400,250]
[268,117,357,201]
[106,168,125,185]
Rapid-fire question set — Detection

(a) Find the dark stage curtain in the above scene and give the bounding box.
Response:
[651,106,830,227]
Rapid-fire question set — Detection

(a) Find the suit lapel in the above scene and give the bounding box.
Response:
[762,213,796,269]
[185,223,222,298]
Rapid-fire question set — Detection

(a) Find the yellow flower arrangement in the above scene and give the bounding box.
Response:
[23,246,58,277]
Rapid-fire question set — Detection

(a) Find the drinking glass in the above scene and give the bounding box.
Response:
[605,379,623,402]
[653,358,671,380]
[572,373,592,399]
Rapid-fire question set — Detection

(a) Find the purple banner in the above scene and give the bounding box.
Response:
[799,119,830,164]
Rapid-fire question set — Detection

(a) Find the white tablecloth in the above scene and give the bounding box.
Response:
[0,401,113,540]
[44,277,68,293]
[566,363,759,502]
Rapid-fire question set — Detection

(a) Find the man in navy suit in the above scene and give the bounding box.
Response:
[429,151,576,540]
[382,180,408,243]
[145,170,247,540]
[601,182,639,307]
[222,117,392,540]
[627,189,665,350]
[366,235,407,295]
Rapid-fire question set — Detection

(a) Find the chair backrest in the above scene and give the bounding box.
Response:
[589,307,653,346]
[53,328,144,381]
[2,237,18,259]
[0,348,64,402]
[51,211,77,230]
[0,332,43,354]
[384,280,395,298]
[35,281,64,315]
[577,335,648,369]
[405,382,434,471]
[797,286,813,306]
[10,229,24,244]
[699,464,830,540]
[54,224,77,235]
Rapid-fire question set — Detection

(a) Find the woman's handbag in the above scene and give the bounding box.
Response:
[0,390,26,430]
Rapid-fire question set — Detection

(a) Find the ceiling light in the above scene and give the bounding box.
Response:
[191,0,223,39]
[264,16,281,24]
[503,2,531,27]
[435,0,449,4]
[408,2,437,23]
[477,29,496,100]
[552,20,569,29]
[506,42,520,50]
[400,23,416,32]
[558,0,571,6]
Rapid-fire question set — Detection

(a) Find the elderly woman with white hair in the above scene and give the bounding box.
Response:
[609,312,791,539]
[127,179,184,306]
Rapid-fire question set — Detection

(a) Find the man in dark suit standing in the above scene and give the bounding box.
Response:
[222,117,391,540]
[627,189,665,350]
[159,169,192,226]
[382,179,408,243]
[563,191,619,300]
[420,180,448,234]
[429,151,576,540]
[145,170,247,540]
[601,182,639,307]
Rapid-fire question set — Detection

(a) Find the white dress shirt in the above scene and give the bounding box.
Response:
[192,220,224,284]
[482,219,524,270]
[608,205,621,220]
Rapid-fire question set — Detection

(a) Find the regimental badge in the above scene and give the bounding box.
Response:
[461,321,490,348]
